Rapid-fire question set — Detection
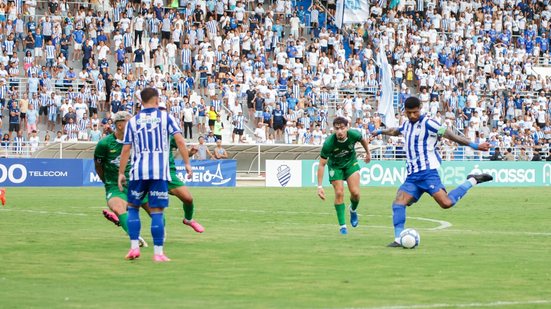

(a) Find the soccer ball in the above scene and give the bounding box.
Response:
[399,228,420,249]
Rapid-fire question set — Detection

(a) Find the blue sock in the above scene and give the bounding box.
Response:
[150,212,165,246]
[392,203,406,240]
[448,181,473,206]
[127,206,141,241]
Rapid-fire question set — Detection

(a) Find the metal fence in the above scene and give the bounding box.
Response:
[4,140,548,163]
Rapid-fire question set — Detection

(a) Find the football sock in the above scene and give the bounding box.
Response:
[350,198,359,211]
[392,203,406,242]
[150,212,165,246]
[183,202,194,221]
[334,203,346,226]
[130,240,139,249]
[118,212,129,234]
[154,245,164,255]
[448,181,474,206]
[127,206,141,242]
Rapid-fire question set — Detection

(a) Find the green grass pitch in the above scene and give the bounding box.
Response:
[0,187,550,309]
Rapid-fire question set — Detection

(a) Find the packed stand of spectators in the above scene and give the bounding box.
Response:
[336,0,551,160]
[0,0,549,161]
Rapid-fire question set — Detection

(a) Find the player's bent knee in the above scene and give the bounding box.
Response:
[438,200,454,209]
[350,190,360,200]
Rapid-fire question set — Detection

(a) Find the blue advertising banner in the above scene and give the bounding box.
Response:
[0,159,83,187]
[174,160,237,187]
[82,159,104,187]
[0,159,237,187]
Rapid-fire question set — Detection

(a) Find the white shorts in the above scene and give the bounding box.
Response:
[99,92,106,100]
[198,116,207,124]
[135,62,143,68]
[34,48,43,57]
[74,43,82,50]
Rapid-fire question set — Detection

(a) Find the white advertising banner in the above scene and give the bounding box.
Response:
[265,160,303,187]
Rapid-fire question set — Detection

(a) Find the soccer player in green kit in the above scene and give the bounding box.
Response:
[317,116,372,235]
[99,112,205,234]
[94,111,149,246]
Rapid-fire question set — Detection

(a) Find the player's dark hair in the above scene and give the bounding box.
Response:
[404,96,421,109]
[333,116,349,127]
[140,87,159,104]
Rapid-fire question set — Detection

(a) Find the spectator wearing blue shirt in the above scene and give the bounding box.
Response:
[286,41,297,59]
[111,94,122,113]
[525,38,534,54]
[27,16,36,34]
[536,33,549,54]
[82,41,93,70]
[72,28,85,61]
[33,28,44,63]
[59,33,70,60]
[133,45,146,76]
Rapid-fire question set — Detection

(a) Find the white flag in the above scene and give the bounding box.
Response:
[376,46,398,128]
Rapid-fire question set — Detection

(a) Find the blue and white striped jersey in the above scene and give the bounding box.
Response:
[398,115,443,175]
[123,108,181,181]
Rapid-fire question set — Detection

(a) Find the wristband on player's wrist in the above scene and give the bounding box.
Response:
[468,142,479,150]
[374,129,383,136]
[317,185,323,189]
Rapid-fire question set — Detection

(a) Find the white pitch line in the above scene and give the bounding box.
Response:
[0,208,88,216]
[206,208,453,231]
[339,299,551,309]
[408,216,453,231]
[2,208,550,236]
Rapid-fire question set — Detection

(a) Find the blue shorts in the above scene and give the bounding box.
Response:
[399,169,445,203]
[127,180,169,208]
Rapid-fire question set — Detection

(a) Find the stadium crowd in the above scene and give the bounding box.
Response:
[0,0,550,161]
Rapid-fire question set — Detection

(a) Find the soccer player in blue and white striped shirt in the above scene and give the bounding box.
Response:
[372,97,493,247]
[118,88,192,262]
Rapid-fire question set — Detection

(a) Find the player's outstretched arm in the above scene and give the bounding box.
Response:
[317,158,327,201]
[359,138,371,163]
[442,128,490,151]
[373,127,401,137]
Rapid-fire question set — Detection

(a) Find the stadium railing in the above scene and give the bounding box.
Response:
[6,141,547,175]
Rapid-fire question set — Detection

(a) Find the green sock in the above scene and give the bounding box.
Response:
[118,212,129,235]
[334,203,346,226]
[183,202,194,221]
[350,198,359,211]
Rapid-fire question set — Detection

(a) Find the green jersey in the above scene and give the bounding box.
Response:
[320,129,363,169]
[94,134,130,185]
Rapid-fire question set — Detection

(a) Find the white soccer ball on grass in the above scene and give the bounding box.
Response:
[399,228,420,249]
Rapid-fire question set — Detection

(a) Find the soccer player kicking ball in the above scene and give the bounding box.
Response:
[94,111,149,247]
[317,117,372,235]
[118,88,192,262]
[371,97,493,247]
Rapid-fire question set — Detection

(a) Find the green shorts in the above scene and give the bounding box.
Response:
[328,161,360,182]
[105,185,149,204]
[105,184,127,202]
[168,169,185,191]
